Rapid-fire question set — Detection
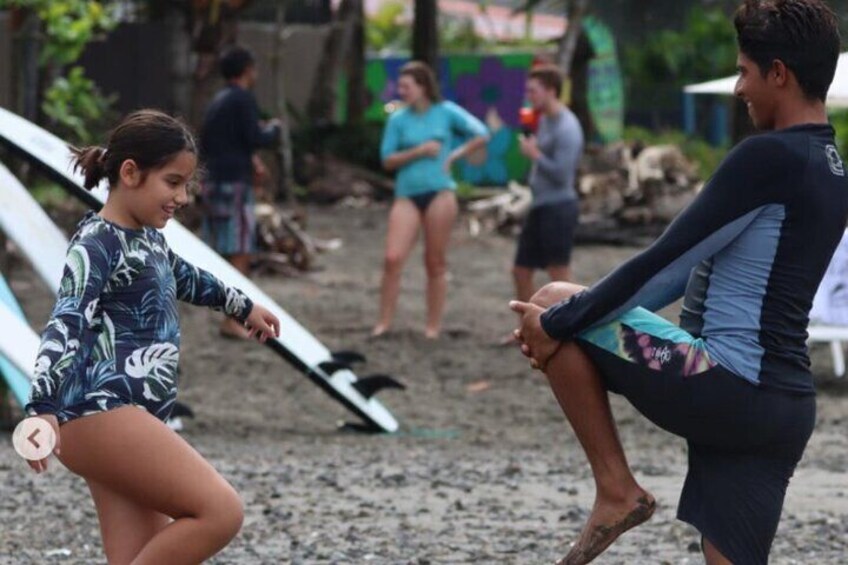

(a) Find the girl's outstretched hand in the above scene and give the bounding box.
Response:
[244,304,280,343]
[26,414,60,474]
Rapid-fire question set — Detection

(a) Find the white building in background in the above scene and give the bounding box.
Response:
[333,0,568,42]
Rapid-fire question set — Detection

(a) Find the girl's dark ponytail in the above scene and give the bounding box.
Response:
[70,146,108,190]
[69,110,196,191]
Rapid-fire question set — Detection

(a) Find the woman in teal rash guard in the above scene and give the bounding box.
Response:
[374,61,489,339]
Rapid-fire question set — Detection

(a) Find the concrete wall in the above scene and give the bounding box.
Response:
[239,23,331,120]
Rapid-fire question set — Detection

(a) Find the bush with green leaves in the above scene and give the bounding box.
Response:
[1,0,118,144]
[622,5,738,121]
[42,66,116,144]
[830,111,848,159]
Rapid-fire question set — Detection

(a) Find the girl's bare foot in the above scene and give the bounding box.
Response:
[557,490,656,565]
[424,327,440,340]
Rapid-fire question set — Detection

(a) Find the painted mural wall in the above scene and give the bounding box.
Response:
[360,21,624,185]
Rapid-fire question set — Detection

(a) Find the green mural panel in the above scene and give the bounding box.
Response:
[358,34,623,184]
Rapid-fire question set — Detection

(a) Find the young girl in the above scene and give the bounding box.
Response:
[23,109,280,563]
[373,61,489,339]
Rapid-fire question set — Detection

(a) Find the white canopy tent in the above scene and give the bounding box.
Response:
[684,52,848,108]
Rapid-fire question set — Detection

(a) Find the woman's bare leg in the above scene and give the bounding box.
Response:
[86,479,171,564]
[58,406,244,565]
[528,282,655,565]
[422,191,458,338]
[374,199,422,336]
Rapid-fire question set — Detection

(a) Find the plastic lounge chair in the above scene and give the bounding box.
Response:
[808,229,848,378]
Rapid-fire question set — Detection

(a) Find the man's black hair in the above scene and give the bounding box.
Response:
[219,45,255,81]
[734,0,841,101]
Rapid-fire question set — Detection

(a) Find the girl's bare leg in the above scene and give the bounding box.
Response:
[422,191,458,339]
[57,406,244,565]
[528,282,655,565]
[86,478,171,564]
[374,199,422,336]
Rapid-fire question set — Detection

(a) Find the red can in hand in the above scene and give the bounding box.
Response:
[519,106,540,136]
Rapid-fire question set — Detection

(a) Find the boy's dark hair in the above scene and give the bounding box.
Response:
[399,61,442,102]
[71,110,196,190]
[734,0,840,101]
[219,45,255,80]
[528,64,565,98]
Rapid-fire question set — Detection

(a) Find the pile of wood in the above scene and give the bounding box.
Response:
[254,204,341,274]
[465,142,704,245]
[303,155,394,204]
[465,183,532,237]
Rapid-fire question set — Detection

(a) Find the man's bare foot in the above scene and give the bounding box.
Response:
[424,327,440,340]
[219,318,250,340]
[557,491,656,565]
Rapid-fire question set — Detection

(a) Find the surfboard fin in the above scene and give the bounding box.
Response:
[331,350,367,365]
[315,360,351,376]
[352,374,406,398]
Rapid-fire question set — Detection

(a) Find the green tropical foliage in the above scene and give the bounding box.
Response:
[830,111,848,158]
[41,66,117,143]
[366,0,408,52]
[622,6,737,89]
[0,0,118,143]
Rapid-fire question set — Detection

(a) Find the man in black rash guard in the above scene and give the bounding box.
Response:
[511,2,847,564]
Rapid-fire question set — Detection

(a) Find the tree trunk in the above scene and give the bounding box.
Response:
[412,0,438,67]
[188,1,244,130]
[162,3,193,116]
[273,1,296,204]
[307,0,358,123]
[557,0,589,75]
[346,0,367,124]
[11,8,40,122]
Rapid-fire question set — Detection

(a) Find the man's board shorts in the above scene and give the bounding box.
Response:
[201,180,256,256]
[515,200,579,269]
[576,307,815,565]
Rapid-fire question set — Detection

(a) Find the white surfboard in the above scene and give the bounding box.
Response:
[0,273,35,407]
[0,298,40,386]
[0,106,403,432]
[0,163,66,293]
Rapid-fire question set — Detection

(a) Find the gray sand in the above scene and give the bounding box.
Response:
[1,204,846,564]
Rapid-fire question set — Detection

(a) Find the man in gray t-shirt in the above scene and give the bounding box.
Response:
[513,65,584,305]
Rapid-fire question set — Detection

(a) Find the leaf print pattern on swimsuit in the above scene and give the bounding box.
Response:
[25,212,253,423]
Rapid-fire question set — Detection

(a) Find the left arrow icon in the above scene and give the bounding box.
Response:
[12,418,56,461]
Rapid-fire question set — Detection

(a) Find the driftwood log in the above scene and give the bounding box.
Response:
[254,203,342,274]
[465,142,703,245]
[304,154,394,203]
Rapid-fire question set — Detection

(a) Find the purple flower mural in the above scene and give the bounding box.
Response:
[454,58,527,128]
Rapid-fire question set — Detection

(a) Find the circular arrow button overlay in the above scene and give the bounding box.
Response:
[12,417,57,461]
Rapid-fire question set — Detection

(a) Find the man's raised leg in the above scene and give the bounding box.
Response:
[529,283,655,564]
